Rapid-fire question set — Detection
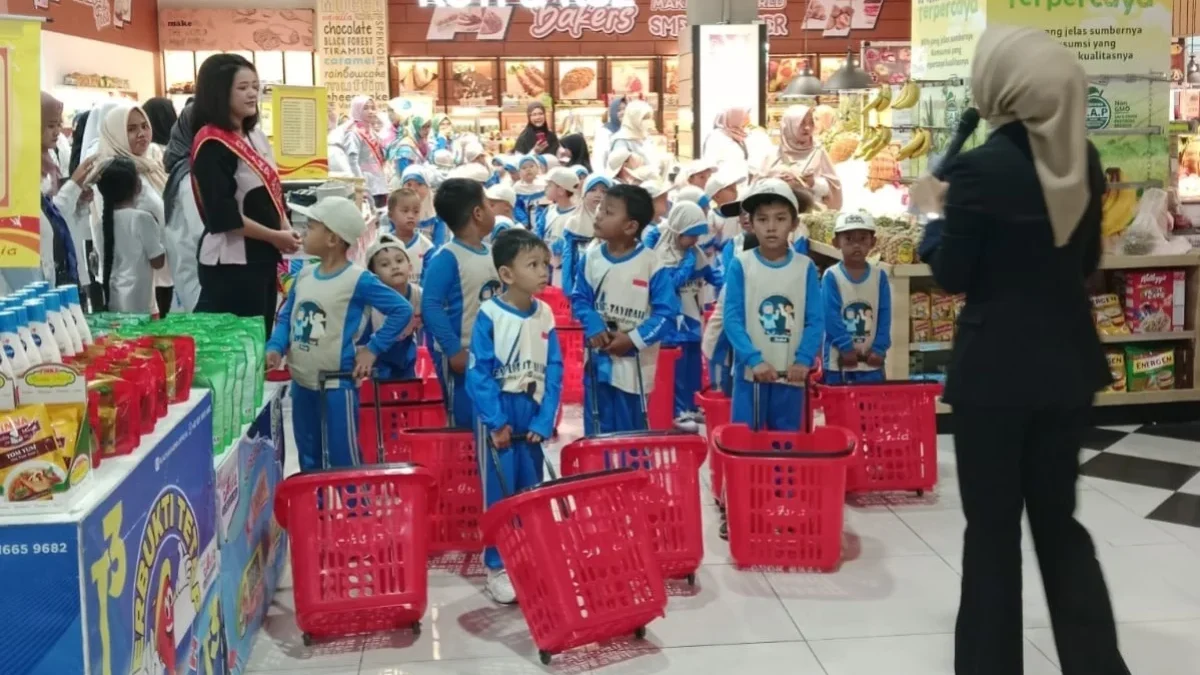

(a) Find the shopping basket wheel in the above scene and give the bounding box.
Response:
[539,650,553,665]
[686,573,697,587]
[634,626,648,640]
[301,632,314,647]
[411,620,422,635]
[916,489,925,497]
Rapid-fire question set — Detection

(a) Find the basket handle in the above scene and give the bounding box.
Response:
[485,432,559,500]
[318,369,385,467]
[713,425,856,460]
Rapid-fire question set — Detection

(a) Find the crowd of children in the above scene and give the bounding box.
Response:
[266,146,894,605]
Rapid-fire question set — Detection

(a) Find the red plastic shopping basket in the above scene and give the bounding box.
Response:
[274,464,436,643]
[358,401,448,464]
[811,380,941,495]
[359,377,442,405]
[713,424,856,571]
[561,431,708,584]
[391,428,484,552]
[480,469,666,664]
[695,388,732,504]
[648,346,680,430]
[535,286,576,326]
[558,326,585,404]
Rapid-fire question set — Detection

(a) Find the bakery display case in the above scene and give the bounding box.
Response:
[661,57,680,153]
[164,49,315,112]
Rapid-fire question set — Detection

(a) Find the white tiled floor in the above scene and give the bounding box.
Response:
[254,405,1200,674]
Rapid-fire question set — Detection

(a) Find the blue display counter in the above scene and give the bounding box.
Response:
[0,383,289,675]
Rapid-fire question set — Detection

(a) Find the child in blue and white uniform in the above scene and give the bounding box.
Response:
[539,167,579,287]
[823,211,891,383]
[361,234,423,379]
[484,184,517,245]
[654,201,722,430]
[398,165,447,247]
[421,179,502,427]
[267,196,413,469]
[512,155,545,228]
[723,179,823,431]
[638,180,670,248]
[467,228,563,605]
[559,174,610,297]
[386,187,435,283]
[570,184,677,435]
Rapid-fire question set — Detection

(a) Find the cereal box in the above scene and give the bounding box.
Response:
[931,291,955,320]
[1125,345,1175,392]
[1091,294,1129,335]
[951,294,966,318]
[1122,270,1185,333]
[1105,349,1126,392]
[910,292,931,320]
[932,320,955,343]
[911,319,931,342]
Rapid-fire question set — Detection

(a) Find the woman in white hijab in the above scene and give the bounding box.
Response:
[912,26,1127,675]
[609,99,655,160]
[90,102,174,314]
[765,105,842,210]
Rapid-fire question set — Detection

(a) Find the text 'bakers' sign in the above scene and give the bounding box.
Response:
[423,0,792,40]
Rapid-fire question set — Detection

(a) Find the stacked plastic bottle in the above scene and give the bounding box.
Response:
[0,282,93,378]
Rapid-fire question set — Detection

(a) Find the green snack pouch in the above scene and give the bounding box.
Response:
[235,317,266,409]
[218,328,258,423]
[193,356,230,454]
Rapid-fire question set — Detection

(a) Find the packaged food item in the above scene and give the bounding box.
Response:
[86,373,138,462]
[1122,269,1185,333]
[135,335,195,404]
[951,294,966,318]
[0,404,65,501]
[235,317,266,409]
[132,347,169,419]
[1125,345,1175,392]
[932,320,955,343]
[910,292,931,321]
[217,330,257,424]
[48,404,83,471]
[911,319,931,343]
[194,351,234,453]
[1090,294,1130,335]
[931,291,955,320]
[1105,350,1126,392]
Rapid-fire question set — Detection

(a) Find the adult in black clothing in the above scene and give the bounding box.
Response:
[558,133,591,173]
[913,26,1128,675]
[68,110,89,175]
[512,101,558,155]
[142,97,178,149]
[190,54,301,336]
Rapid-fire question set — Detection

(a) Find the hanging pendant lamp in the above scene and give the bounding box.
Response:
[825,46,873,91]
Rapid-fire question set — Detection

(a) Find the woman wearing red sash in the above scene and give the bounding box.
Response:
[329,95,388,208]
[190,54,301,335]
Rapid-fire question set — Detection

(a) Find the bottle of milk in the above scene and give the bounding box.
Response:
[39,292,77,357]
[0,310,24,377]
[56,285,93,346]
[22,299,62,364]
[9,304,41,367]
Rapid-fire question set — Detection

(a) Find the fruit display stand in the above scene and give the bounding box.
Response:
[809,241,1200,412]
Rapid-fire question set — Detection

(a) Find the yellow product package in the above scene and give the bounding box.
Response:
[911,319,932,343]
[910,292,931,320]
[1105,350,1126,392]
[932,320,955,343]
[931,291,955,320]
[47,404,83,474]
[1091,294,1129,335]
[0,404,65,502]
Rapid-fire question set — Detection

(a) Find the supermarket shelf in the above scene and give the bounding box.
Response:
[1094,389,1200,406]
[910,342,953,352]
[1099,331,1194,344]
[1099,252,1200,269]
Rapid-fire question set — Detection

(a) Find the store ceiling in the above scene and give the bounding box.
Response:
[157,0,315,8]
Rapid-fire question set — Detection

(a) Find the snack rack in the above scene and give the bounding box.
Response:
[809,241,1200,410]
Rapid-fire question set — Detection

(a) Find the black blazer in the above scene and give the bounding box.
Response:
[918,122,1110,408]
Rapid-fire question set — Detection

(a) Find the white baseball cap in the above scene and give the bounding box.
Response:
[641,180,669,199]
[704,170,744,200]
[679,159,718,183]
[741,178,799,214]
[485,183,517,207]
[546,166,581,192]
[834,211,877,234]
[448,162,491,183]
[365,232,407,266]
[290,196,366,245]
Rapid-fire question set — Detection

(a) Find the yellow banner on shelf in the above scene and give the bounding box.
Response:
[270,85,329,181]
[0,18,42,268]
[910,0,988,81]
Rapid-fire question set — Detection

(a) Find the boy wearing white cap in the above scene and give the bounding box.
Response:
[823,211,891,383]
[638,180,671,248]
[361,233,423,379]
[267,196,414,469]
[723,179,823,431]
[398,165,447,247]
[560,173,612,296]
[539,167,580,286]
[512,155,545,228]
[484,183,518,245]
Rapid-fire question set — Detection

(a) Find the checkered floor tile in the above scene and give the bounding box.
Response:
[1081,424,1200,529]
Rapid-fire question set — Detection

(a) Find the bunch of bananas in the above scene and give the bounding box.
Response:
[1102,168,1138,239]
[896,128,932,160]
[863,83,892,113]
[891,80,920,110]
[854,126,892,160]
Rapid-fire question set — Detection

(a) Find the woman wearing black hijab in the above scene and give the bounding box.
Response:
[513,101,559,155]
[142,97,178,152]
[68,110,90,175]
[558,133,591,172]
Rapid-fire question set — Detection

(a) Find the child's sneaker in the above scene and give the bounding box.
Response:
[486,568,517,604]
